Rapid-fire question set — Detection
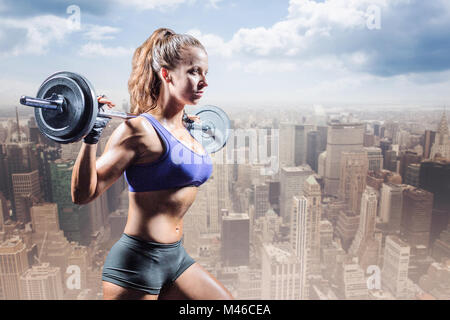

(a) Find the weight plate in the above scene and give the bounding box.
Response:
[189,105,230,154]
[35,71,98,144]
[35,76,85,139]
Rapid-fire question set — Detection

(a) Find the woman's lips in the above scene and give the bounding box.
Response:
[194,91,203,98]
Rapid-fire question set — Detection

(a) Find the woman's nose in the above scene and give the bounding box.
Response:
[200,77,208,88]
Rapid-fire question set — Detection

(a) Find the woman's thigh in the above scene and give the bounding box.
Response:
[158,263,234,300]
[103,281,159,300]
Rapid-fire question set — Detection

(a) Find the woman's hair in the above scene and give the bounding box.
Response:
[128,28,206,114]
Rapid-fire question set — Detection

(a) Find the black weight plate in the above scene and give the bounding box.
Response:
[35,76,85,139]
[189,105,230,153]
[35,71,98,144]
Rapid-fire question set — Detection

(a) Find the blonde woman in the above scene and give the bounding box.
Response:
[71,28,233,300]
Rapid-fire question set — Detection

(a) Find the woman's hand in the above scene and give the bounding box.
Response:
[98,95,116,110]
[185,114,201,123]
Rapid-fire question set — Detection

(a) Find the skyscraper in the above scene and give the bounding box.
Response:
[419,160,450,246]
[405,163,420,187]
[279,123,295,168]
[382,235,410,298]
[324,122,364,196]
[349,187,381,270]
[12,170,42,223]
[335,209,360,252]
[294,124,314,166]
[422,130,436,159]
[338,150,369,214]
[261,242,301,300]
[1,141,39,209]
[221,212,250,267]
[0,236,29,299]
[430,112,450,160]
[254,183,270,221]
[279,165,313,224]
[290,176,322,299]
[399,150,421,182]
[401,188,433,249]
[306,131,321,172]
[364,147,383,172]
[49,159,90,245]
[19,263,64,300]
[379,183,403,231]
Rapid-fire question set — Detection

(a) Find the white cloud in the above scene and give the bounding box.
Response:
[115,0,194,10]
[83,25,121,41]
[0,15,75,57]
[207,0,224,9]
[79,42,134,57]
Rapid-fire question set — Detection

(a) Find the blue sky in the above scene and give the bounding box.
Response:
[1,0,450,111]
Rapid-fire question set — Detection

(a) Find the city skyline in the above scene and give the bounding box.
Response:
[0,107,449,300]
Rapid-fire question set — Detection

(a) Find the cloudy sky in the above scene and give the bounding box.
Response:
[1,0,450,112]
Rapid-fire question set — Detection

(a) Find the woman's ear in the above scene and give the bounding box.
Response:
[161,68,171,83]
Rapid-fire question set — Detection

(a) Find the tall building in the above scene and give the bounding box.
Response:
[279,123,296,168]
[290,176,322,299]
[36,146,60,202]
[349,187,381,270]
[338,151,369,214]
[401,188,433,249]
[419,160,450,246]
[364,147,383,172]
[279,165,313,224]
[430,112,450,160]
[317,126,328,152]
[379,183,403,231]
[399,151,421,182]
[0,236,29,299]
[294,124,314,166]
[29,203,73,277]
[324,122,364,196]
[12,170,42,223]
[335,209,360,251]
[254,183,270,221]
[381,235,410,298]
[431,224,450,263]
[404,163,420,187]
[19,263,64,300]
[306,131,321,172]
[49,159,90,245]
[261,242,301,300]
[422,130,436,159]
[336,256,368,299]
[1,141,39,210]
[221,212,250,267]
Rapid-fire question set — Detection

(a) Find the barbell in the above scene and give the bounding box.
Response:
[19,71,230,153]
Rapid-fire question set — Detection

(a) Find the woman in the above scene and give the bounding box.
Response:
[71,28,234,300]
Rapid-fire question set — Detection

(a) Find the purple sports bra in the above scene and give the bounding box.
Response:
[124,113,213,192]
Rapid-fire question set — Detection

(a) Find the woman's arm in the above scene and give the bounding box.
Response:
[71,120,142,205]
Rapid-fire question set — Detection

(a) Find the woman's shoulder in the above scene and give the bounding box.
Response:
[115,115,164,157]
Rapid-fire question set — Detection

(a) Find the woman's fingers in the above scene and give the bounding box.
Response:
[187,114,201,122]
[98,96,116,108]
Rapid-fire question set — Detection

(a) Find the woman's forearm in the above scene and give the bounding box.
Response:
[71,142,98,204]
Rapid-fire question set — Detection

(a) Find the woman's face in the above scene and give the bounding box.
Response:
[166,46,208,106]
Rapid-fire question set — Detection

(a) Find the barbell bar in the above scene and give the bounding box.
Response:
[19,71,230,153]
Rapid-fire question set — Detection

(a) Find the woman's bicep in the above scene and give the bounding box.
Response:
[94,122,141,197]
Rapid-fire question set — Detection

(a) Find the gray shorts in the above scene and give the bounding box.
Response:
[102,233,196,295]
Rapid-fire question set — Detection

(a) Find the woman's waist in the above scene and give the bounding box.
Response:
[124,209,185,244]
